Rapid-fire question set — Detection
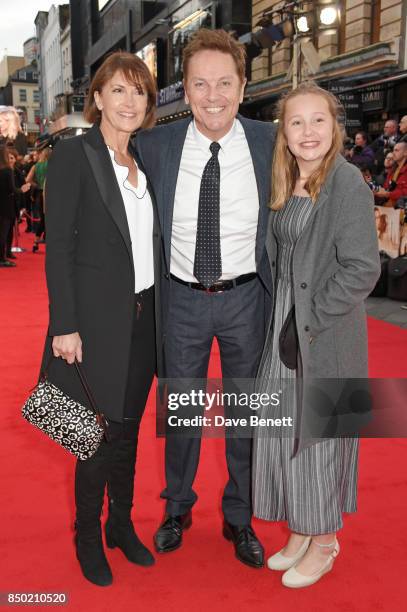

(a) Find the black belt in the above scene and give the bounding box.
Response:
[170,273,257,293]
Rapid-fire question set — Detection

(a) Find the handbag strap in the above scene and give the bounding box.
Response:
[41,356,110,441]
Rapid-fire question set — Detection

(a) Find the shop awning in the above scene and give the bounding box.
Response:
[156,99,190,123]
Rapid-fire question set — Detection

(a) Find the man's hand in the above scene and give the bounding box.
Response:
[52,332,82,364]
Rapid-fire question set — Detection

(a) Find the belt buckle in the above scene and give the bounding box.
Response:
[205,282,223,294]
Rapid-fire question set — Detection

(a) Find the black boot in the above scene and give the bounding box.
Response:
[105,419,155,567]
[75,440,113,586]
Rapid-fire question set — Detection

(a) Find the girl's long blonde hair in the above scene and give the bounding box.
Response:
[271,81,345,210]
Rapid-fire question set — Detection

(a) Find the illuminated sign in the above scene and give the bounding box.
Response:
[136,42,157,78]
[157,82,184,107]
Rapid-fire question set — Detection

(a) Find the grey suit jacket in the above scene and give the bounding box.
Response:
[135,114,276,339]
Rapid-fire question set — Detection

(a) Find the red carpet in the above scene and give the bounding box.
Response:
[1,225,406,612]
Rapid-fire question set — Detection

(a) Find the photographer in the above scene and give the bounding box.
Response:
[361,166,380,194]
[371,119,398,173]
[349,131,375,169]
[374,141,407,207]
[397,115,407,144]
[375,151,395,187]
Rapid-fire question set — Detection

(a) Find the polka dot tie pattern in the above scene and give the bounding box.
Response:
[193,141,222,288]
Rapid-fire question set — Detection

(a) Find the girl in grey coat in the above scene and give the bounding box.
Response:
[252,82,380,588]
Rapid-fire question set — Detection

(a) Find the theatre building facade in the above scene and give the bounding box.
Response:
[69,1,407,134]
[245,0,407,136]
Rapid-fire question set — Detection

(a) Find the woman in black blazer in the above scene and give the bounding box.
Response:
[41,52,163,586]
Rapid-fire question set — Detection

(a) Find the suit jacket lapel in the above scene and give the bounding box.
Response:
[129,141,159,229]
[162,118,192,267]
[82,124,133,266]
[238,115,271,266]
[130,141,165,268]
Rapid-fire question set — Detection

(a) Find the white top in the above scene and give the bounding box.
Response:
[108,146,154,293]
[171,118,259,282]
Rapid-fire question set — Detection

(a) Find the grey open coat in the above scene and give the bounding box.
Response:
[261,155,381,450]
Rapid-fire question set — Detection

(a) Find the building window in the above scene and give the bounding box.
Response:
[371,0,381,44]
[168,6,213,83]
[33,89,40,102]
[19,89,27,102]
[338,0,346,54]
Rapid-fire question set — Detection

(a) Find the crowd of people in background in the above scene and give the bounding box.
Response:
[345,116,407,211]
[0,146,50,267]
[1,109,406,271]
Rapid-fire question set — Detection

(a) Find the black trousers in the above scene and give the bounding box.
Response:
[24,191,33,231]
[34,190,45,239]
[74,286,156,527]
[0,216,12,261]
[107,285,156,440]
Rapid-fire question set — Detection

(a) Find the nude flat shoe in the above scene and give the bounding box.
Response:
[267,536,311,571]
[282,540,340,588]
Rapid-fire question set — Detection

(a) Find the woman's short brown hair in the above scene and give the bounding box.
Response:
[182,29,246,83]
[84,51,156,128]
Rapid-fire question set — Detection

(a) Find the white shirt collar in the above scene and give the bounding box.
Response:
[107,145,146,197]
[191,118,238,155]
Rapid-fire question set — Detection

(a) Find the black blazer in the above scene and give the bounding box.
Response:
[41,124,163,422]
[0,167,18,218]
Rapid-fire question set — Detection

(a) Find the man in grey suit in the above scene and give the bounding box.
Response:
[136,29,275,568]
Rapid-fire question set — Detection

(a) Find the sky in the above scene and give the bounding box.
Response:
[0,0,68,61]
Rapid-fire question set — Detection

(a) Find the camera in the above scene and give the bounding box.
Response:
[367,181,380,193]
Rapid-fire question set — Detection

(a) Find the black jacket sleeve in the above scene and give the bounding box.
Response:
[44,139,82,336]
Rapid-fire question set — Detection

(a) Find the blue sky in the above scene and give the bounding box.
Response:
[0,1,68,61]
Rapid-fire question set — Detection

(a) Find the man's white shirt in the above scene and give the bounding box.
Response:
[171,118,259,282]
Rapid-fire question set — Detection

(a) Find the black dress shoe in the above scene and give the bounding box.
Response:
[0,260,16,267]
[105,517,155,566]
[154,510,192,553]
[223,521,264,568]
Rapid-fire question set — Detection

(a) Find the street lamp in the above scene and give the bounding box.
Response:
[319,6,339,26]
[296,16,310,33]
[243,1,341,88]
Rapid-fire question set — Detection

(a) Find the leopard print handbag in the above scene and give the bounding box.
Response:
[22,359,110,461]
